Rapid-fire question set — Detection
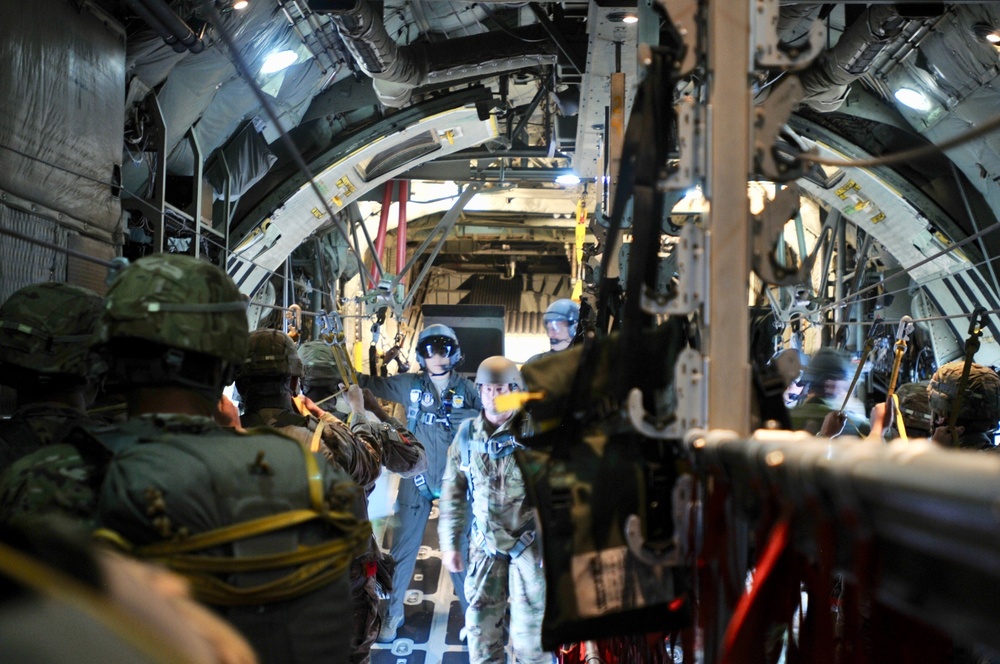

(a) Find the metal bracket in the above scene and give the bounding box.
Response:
[753,76,814,181]
[640,223,705,315]
[623,474,693,567]
[752,183,820,286]
[753,0,826,70]
[661,97,699,189]
[625,347,706,439]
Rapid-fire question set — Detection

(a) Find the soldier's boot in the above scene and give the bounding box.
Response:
[376,614,402,643]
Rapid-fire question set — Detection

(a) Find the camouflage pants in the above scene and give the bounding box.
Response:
[350,570,380,664]
[463,540,553,664]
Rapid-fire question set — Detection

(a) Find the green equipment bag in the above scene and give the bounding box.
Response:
[518,320,695,650]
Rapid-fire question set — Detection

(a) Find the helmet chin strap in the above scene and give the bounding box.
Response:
[428,368,451,377]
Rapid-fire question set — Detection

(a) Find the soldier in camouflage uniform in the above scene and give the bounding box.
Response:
[94,254,370,664]
[0,283,114,527]
[238,331,427,664]
[439,356,553,664]
[357,323,480,642]
[927,360,1000,449]
[790,347,870,437]
[0,283,108,470]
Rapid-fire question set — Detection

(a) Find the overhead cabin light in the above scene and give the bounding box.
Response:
[261,49,298,74]
[972,23,1000,44]
[555,173,582,186]
[232,0,249,9]
[608,12,639,24]
[894,87,932,112]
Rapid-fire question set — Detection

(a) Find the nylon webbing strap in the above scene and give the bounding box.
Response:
[131,510,322,556]
[891,393,907,442]
[300,432,326,512]
[310,421,324,454]
[948,308,989,446]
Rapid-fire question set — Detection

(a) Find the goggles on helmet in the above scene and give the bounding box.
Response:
[417,335,457,359]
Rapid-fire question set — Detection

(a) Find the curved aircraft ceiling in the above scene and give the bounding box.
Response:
[5,1,1000,365]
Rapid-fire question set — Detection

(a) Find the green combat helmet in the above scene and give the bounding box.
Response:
[240,329,302,378]
[0,283,106,386]
[299,341,341,381]
[894,380,932,437]
[928,361,1000,435]
[102,254,249,396]
[298,341,342,402]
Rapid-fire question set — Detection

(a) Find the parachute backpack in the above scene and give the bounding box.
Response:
[516,28,693,653]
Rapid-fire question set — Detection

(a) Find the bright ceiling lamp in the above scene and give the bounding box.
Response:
[261,49,298,74]
[232,0,249,9]
[555,173,582,186]
[894,87,932,112]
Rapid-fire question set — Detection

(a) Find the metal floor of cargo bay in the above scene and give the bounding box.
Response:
[369,474,514,664]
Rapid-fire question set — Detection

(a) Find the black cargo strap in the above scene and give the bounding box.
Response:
[472,518,536,561]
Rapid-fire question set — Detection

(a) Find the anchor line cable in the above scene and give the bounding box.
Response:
[813,219,1000,316]
[797,248,1000,322]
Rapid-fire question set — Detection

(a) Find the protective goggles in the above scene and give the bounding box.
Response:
[417,335,456,359]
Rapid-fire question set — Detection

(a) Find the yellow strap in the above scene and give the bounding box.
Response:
[0,541,192,664]
[156,530,363,573]
[310,420,325,454]
[892,393,908,442]
[301,431,326,512]
[130,510,322,556]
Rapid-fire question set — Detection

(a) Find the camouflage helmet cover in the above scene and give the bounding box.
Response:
[895,381,932,434]
[102,254,249,365]
[0,282,107,382]
[475,356,525,390]
[298,341,341,381]
[928,361,1000,431]
[241,329,303,378]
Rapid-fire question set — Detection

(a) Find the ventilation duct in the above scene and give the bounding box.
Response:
[323,0,557,107]
[125,0,205,54]
[798,5,905,112]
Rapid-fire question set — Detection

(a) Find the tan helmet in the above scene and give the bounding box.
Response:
[927,361,1000,432]
[241,329,302,378]
[0,282,106,384]
[475,356,525,390]
[102,254,248,365]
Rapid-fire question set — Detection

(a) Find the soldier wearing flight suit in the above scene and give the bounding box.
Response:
[93,254,370,664]
[358,323,480,642]
[439,356,551,664]
[238,330,427,664]
[524,298,580,366]
[0,283,108,471]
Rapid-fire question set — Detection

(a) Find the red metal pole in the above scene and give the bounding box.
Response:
[371,180,393,281]
[396,179,408,283]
